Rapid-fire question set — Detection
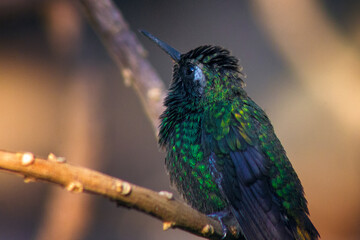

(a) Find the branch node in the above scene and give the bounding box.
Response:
[158,191,174,200]
[47,153,56,161]
[47,153,66,163]
[201,224,214,236]
[66,181,84,193]
[162,221,175,231]
[21,152,35,166]
[114,180,132,195]
[24,176,36,183]
[56,157,67,163]
[122,68,133,86]
[147,88,162,101]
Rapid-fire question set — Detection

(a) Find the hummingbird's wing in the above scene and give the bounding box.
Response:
[203,99,303,240]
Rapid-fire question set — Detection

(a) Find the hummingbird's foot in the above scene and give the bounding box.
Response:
[207,211,230,239]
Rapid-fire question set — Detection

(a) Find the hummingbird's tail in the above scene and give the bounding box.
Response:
[294,214,320,240]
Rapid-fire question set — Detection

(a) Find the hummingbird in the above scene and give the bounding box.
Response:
[141,30,319,240]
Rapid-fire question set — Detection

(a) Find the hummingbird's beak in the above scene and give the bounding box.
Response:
[140,30,181,62]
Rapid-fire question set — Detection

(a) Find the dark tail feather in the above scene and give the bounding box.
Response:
[295,214,320,240]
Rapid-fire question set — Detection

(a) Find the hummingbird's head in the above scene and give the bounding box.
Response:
[141,30,246,106]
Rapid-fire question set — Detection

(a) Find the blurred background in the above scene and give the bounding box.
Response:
[0,0,359,239]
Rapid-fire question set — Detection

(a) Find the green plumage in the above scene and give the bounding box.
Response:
[141,30,319,240]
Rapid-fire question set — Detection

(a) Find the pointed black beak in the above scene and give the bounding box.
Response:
[140,30,181,62]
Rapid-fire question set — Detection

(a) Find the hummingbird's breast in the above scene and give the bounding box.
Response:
[164,112,227,214]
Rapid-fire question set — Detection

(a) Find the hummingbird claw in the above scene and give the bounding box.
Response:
[207,211,230,239]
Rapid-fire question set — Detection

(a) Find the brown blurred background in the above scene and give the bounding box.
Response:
[0,0,359,239]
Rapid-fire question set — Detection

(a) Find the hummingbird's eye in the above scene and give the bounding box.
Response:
[185,65,195,76]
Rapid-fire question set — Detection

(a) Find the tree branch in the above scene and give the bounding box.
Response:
[78,0,166,133]
[0,150,232,239]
